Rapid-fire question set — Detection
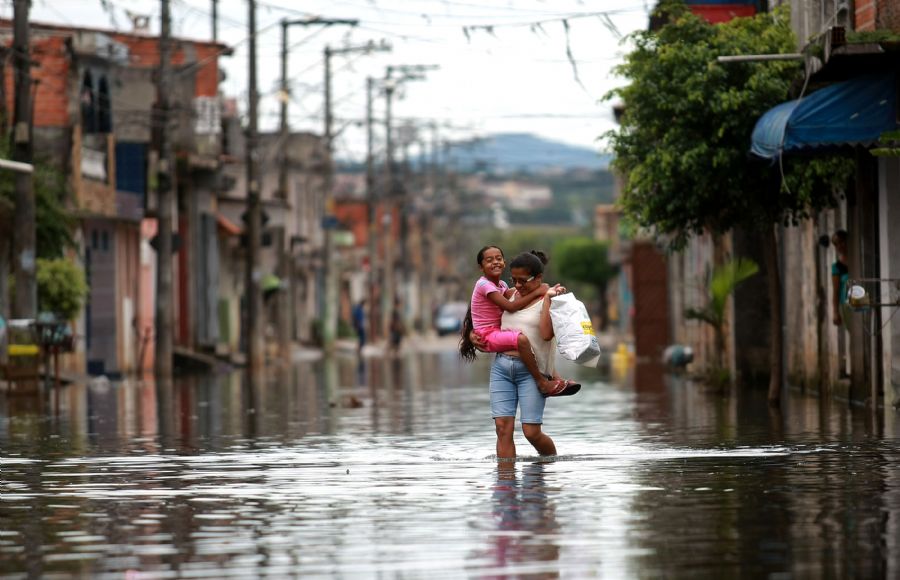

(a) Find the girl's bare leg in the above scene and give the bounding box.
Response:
[516,334,560,394]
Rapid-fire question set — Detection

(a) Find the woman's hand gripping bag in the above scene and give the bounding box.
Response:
[549,293,601,366]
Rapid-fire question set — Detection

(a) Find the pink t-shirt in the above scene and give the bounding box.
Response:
[470,276,509,331]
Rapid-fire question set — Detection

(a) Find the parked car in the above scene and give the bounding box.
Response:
[435,301,469,336]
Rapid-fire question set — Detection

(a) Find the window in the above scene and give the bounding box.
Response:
[98,76,112,133]
[81,70,96,133]
[81,69,113,134]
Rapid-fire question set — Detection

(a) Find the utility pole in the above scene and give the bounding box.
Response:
[381,78,396,341]
[321,39,388,352]
[211,0,218,42]
[274,18,358,355]
[11,0,35,319]
[274,18,291,362]
[419,122,439,335]
[277,20,366,200]
[379,64,437,340]
[245,0,265,371]
[365,76,378,342]
[154,0,175,380]
[398,125,414,330]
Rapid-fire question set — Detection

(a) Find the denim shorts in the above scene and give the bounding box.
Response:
[489,353,546,424]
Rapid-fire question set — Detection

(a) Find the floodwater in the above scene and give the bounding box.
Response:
[2,343,899,579]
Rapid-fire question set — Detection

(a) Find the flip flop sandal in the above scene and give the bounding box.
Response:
[555,380,581,397]
[542,379,582,397]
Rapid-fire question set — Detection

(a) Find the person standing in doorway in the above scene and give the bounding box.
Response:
[831,229,849,327]
[830,229,850,379]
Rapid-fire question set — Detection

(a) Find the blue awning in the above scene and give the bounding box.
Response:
[751,73,898,160]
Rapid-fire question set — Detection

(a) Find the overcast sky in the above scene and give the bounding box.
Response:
[16,0,651,161]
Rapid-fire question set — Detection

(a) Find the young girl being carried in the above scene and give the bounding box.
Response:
[460,245,576,397]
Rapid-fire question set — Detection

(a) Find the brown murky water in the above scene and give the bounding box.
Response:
[2,347,899,579]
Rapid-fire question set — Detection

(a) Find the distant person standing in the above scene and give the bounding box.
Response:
[831,230,849,327]
[389,298,406,355]
[830,229,850,378]
[352,299,367,354]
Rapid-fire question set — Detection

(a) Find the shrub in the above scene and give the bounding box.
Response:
[36,258,89,321]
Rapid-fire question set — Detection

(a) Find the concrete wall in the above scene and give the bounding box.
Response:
[879,157,900,413]
[668,233,717,371]
[782,221,817,388]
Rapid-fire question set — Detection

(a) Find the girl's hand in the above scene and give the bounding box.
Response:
[546,284,566,299]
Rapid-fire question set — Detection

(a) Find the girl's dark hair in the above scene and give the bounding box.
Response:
[509,250,548,275]
[476,245,503,265]
[459,304,477,362]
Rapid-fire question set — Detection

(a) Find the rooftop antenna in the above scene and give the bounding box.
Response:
[125,10,150,33]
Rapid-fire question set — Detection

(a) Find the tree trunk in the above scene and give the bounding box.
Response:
[763,223,783,405]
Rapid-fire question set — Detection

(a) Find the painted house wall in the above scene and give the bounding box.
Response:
[84,220,117,375]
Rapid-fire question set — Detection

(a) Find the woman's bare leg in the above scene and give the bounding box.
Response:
[522,423,556,456]
[495,417,516,460]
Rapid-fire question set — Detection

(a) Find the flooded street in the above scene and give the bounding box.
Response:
[2,343,899,579]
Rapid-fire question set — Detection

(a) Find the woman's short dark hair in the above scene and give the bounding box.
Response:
[509,250,548,275]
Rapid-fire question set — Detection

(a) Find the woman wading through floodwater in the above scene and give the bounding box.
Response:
[461,249,579,460]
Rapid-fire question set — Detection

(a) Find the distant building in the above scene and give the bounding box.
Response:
[0,19,229,376]
[483,180,552,210]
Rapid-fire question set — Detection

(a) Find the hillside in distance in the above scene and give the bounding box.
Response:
[446,133,611,173]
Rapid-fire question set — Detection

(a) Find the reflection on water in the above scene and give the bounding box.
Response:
[472,462,561,578]
[1,351,899,579]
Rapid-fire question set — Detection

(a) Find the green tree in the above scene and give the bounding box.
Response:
[35,258,89,321]
[553,237,618,330]
[0,140,74,261]
[605,3,853,403]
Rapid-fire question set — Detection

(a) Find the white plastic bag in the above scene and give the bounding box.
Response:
[549,293,601,365]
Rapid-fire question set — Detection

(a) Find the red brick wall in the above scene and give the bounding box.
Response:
[334,201,369,247]
[876,0,900,30]
[856,0,877,30]
[3,35,70,127]
[113,35,221,97]
[630,241,670,358]
[1,21,224,126]
[689,5,756,24]
[855,0,900,31]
